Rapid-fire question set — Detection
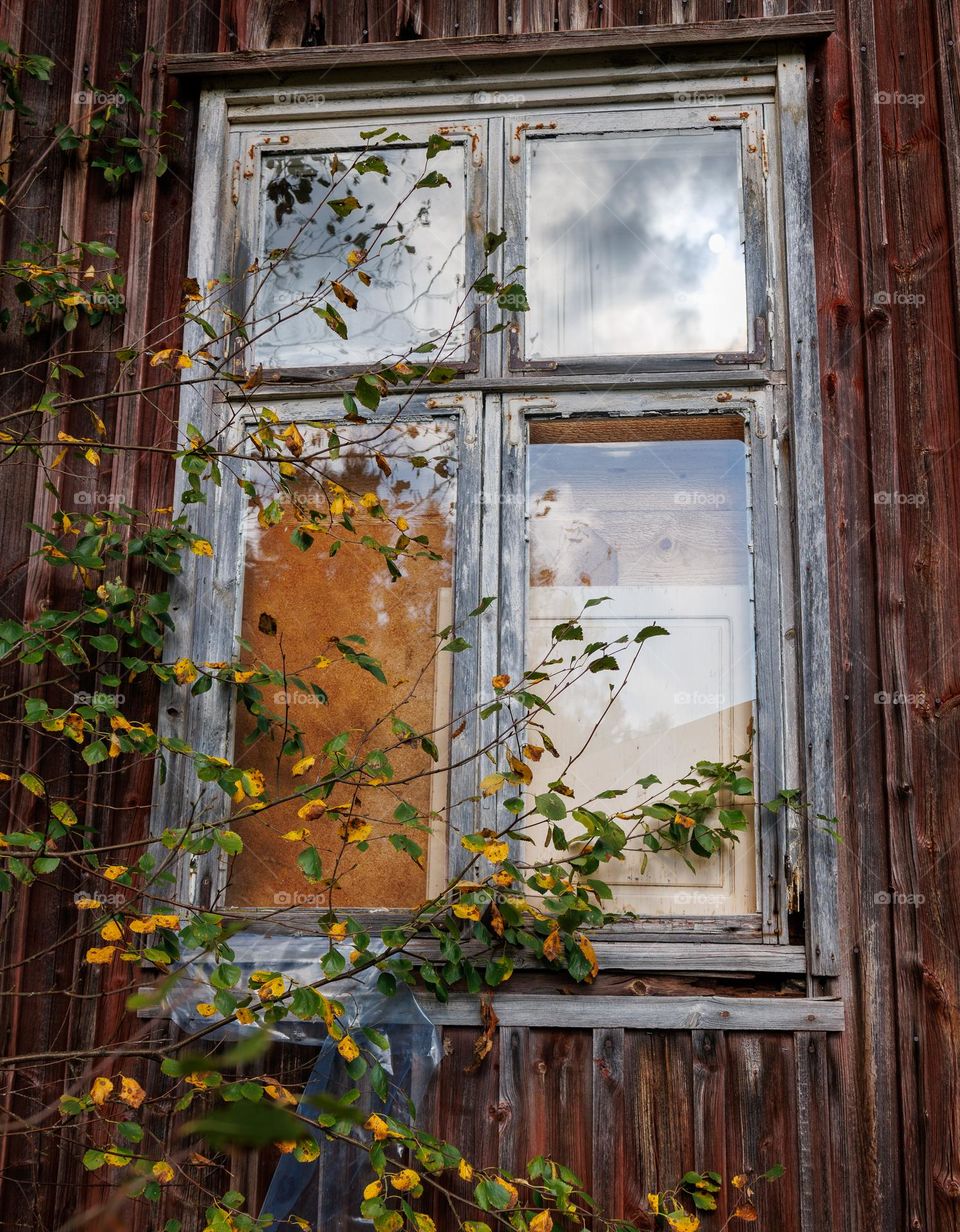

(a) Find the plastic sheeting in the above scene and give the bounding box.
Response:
[168,933,441,1230]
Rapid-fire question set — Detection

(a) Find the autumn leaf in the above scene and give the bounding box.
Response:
[483,840,509,864]
[152,1161,175,1184]
[529,1212,553,1232]
[291,755,315,777]
[119,1076,146,1108]
[734,1205,758,1222]
[337,1035,360,1062]
[90,1077,113,1105]
[575,933,599,983]
[85,946,116,964]
[390,1168,421,1192]
[542,928,564,963]
[190,538,213,557]
[506,751,532,785]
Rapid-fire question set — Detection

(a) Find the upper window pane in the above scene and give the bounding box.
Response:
[525,131,748,359]
[257,146,468,368]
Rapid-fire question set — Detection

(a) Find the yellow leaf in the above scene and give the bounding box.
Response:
[575,933,599,983]
[152,914,180,930]
[195,1002,217,1018]
[327,922,348,941]
[190,538,214,557]
[341,818,372,844]
[265,1083,297,1105]
[85,946,116,964]
[363,1180,383,1200]
[296,1139,321,1162]
[152,1161,175,1183]
[236,1007,255,1025]
[282,828,310,842]
[173,658,198,685]
[128,917,157,934]
[365,1113,389,1140]
[176,352,193,368]
[458,1158,474,1181]
[259,976,285,1000]
[84,447,100,466]
[103,1151,126,1167]
[396,516,409,531]
[291,755,315,777]
[731,1175,748,1189]
[491,674,510,690]
[542,928,564,962]
[530,1212,553,1232]
[103,865,126,881]
[297,800,327,820]
[389,1168,421,1192]
[75,898,103,910]
[648,1195,660,1215]
[492,870,514,887]
[119,1076,146,1108]
[99,920,123,942]
[483,840,509,865]
[150,348,175,366]
[337,1035,360,1062]
[493,1179,519,1209]
[480,772,505,797]
[90,1077,113,1105]
[453,903,481,921]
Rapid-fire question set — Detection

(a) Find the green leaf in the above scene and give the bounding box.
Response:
[534,792,567,821]
[214,830,243,856]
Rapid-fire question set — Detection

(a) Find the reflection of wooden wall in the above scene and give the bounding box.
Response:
[0,2,958,1230]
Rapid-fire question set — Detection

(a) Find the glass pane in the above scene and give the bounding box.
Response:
[525,417,756,915]
[228,422,457,909]
[525,131,748,358]
[257,146,467,367]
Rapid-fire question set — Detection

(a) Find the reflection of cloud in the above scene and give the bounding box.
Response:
[525,131,748,357]
[258,147,467,367]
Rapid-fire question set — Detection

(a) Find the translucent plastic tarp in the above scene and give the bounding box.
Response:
[168,933,441,1230]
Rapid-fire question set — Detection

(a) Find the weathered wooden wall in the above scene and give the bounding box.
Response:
[0,0,957,1229]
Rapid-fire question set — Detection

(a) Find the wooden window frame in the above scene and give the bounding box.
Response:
[153,50,838,1002]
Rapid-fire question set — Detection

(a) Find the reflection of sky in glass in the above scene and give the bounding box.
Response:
[257,148,467,367]
[526,430,754,806]
[525,131,748,357]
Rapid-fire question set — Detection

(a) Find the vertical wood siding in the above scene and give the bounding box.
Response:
[0,0,956,1229]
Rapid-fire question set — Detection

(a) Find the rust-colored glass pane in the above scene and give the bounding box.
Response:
[227,421,457,910]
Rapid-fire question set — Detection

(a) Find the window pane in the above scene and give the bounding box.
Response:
[525,131,748,358]
[258,147,467,367]
[228,422,457,909]
[525,416,756,915]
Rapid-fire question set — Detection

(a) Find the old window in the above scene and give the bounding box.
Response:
[160,52,836,975]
